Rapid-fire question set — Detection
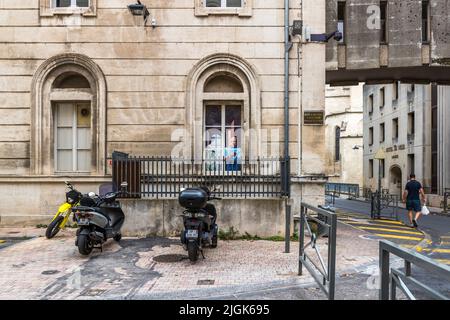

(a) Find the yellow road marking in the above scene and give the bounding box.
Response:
[401,244,417,249]
[375,219,404,225]
[440,236,450,239]
[435,259,450,265]
[420,248,450,254]
[0,240,5,244]
[359,227,423,235]
[345,221,414,230]
[375,234,424,241]
[441,242,450,246]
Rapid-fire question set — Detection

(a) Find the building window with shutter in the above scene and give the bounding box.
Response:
[54,103,92,173]
[195,0,252,16]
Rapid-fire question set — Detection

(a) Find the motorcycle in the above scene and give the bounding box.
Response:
[178,186,221,262]
[46,182,95,239]
[72,182,128,256]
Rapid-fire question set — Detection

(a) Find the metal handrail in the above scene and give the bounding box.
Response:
[299,202,337,300]
[380,240,450,300]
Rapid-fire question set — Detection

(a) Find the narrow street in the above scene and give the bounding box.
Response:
[331,197,450,265]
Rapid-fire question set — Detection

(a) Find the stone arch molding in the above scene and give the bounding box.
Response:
[31,53,107,175]
[185,53,262,159]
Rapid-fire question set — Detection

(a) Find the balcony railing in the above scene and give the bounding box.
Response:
[112,152,289,199]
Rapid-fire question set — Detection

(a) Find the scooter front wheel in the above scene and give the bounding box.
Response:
[77,234,93,256]
[187,241,199,262]
[45,216,64,239]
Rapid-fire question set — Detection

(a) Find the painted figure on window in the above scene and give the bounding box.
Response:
[225,136,241,171]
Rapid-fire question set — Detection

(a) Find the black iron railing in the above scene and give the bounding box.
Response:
[325,183,360,199]
[444,189,449,213]
[112,152,288,199]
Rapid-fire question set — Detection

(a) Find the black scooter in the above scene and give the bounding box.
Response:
[72,182,128,256]
[178,186,221,262]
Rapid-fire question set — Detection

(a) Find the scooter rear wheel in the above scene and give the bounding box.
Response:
[187,241,199,262]
[45,216,64,239]
[77,234,93,256]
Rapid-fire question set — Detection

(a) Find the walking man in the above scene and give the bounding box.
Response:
[402,174,426,228]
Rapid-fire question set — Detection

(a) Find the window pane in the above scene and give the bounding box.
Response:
[77,150,91,172]
[227,0,242,7]
[76,0,89,7]
[205,128,223,159]
[206,0,221,7]
[57,128,73,149]
[57,150,73,171]
[57,104,74,127]
[225,106,241,126]
[77,128,91,150]
[77,105,91,128]
[205,106,221,126]
[56,0,71,7]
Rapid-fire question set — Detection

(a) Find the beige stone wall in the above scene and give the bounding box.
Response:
[0,0,329,232]
[0,0,310,175]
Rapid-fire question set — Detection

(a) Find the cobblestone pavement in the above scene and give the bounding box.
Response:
[0,223,400,300]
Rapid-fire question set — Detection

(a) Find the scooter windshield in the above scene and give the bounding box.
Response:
[99,183,115,197]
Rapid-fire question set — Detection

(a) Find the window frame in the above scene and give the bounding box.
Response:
[40,0,97,17]
[54,102,92,174]
[195,0,252,16]
[203,102,244,163]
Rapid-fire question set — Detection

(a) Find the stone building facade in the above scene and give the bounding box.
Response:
[0,1,330,236]
[362,82,450,202]
[325,84,363,186]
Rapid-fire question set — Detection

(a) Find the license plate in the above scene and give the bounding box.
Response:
[186,230,198,239]
[78,218,90,226]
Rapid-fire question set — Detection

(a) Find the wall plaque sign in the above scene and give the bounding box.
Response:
[303,111,324,125]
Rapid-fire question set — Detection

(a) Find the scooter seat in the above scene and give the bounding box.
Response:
[73,206,95,212]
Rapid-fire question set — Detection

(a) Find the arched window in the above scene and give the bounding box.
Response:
[31,54,106,175]
[335,127,341,162]
[186,54,261,162]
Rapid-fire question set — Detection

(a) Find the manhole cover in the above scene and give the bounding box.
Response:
[197,280,215,285]
[153,254,186,263]
[42,270,60,275]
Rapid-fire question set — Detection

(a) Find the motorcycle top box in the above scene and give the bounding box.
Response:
[179,188,208,211]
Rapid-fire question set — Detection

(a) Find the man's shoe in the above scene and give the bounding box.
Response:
[413,219,418,228]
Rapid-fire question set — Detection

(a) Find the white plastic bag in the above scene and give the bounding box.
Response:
[422,205,430,216]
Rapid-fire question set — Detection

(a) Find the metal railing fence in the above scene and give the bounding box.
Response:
[112,152,289,199]
[298,202,337,300]
[380,240,450,300]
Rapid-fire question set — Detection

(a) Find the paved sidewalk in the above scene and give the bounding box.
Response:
[0,223,386,300]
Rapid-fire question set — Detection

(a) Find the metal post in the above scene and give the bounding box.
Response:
[285,198,291,253]
[405,260,412,277]
[298,205,305,276]
[328,213,337,300]
[379,244,390,300]
[377,160,382,218]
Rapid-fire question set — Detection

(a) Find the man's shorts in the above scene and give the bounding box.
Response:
[406,200,421,212]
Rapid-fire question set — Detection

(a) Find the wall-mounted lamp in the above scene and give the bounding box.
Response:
[128,1,150,26]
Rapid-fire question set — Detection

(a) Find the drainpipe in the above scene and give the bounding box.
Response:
[284,0,292,253]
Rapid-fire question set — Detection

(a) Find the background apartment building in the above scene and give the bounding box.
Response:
[363,82,449,203]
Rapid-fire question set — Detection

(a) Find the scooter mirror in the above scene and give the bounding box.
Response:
[88,192,96,198]
[180,188,186,192]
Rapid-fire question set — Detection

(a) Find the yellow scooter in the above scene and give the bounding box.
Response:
[45,182,83,239]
